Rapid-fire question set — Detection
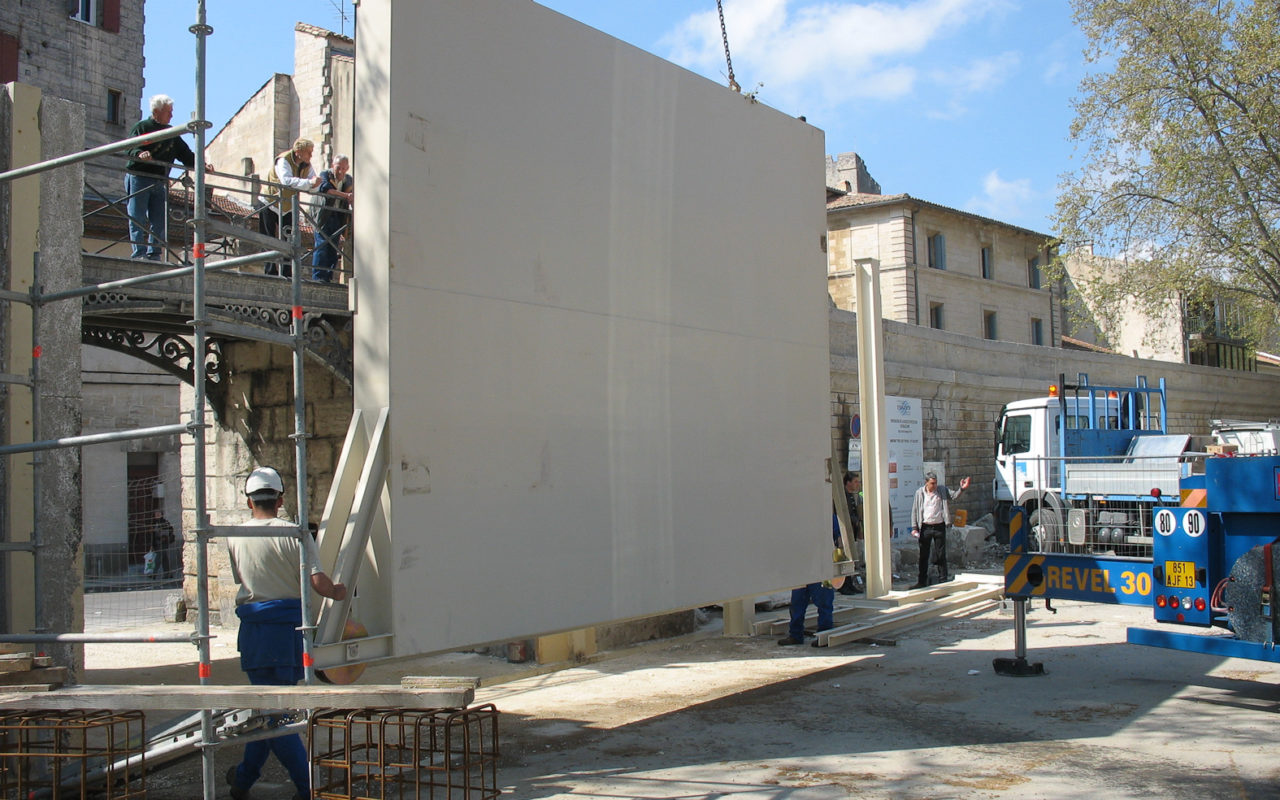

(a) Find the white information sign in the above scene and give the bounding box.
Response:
[885,397,923,537]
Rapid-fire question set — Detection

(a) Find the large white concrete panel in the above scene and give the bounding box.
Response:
[354,0,831,655]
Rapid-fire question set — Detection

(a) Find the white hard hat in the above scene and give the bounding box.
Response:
[245,467,284,499]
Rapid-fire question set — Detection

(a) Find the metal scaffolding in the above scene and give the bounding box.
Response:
[0,3,332,798]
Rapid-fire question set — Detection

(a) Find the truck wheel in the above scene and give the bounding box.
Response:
[1030,507,1063,552]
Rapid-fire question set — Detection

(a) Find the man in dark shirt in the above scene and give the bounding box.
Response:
[311,154,353,282]
[125,95,196,260]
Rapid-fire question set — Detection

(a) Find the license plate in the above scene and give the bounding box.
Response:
[1165,560,1196,589]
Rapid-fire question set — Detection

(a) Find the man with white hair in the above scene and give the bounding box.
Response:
[260,137,322,277]
[311,154,353,282]
[125,94,197,260]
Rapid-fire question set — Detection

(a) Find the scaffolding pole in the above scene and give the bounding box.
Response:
[187,5,219,798]
[0,5,331,799]
[30,253,44,634]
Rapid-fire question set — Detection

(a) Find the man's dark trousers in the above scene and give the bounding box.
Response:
[917,522,948,586]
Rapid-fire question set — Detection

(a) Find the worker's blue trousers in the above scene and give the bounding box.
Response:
[231,666,311,799]
[788,583,834,641]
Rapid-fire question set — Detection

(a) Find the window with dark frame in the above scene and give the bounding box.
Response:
[984,310,998,340]
[1027,254,1041,289]
[1031,317,1043,346]
[981,246,993,279]
[69,2,121,38]
[70,0,98,25]
[929,302,944,330]
[106,89,123,124]
[927,233,946,269]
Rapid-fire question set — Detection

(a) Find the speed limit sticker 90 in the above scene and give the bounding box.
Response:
[1181,509,1206,537]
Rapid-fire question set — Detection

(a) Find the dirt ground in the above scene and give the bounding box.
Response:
[78,587,1280,800]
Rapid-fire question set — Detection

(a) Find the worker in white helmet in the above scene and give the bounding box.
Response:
[224,466,345,800]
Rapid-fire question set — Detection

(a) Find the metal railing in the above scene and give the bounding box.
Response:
[78,153,353,284]
[1006,452,1207,558]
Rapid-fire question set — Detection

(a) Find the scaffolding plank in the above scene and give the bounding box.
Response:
[0,684,474,711]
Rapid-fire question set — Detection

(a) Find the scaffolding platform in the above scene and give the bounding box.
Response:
[0,681,477,712]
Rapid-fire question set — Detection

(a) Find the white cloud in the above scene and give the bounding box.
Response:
[659,0,1014,111]
[934,51,1021,94]
[966,170,1035,220]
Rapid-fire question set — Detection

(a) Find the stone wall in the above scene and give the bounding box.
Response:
[829,307,1280,523]
[205,74,292,201]
[181,339,353,623]
[0,1,144,195]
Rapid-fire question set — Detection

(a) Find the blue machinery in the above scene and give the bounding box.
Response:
[995,454,1280,675]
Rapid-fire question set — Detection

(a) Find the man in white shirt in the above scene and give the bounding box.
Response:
[909,471,970,588]
[260,138,322,278]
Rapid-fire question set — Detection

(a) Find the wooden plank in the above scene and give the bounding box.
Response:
[0,667,67,686]
[399,676,481,689]
[0,656,34,674]
[0,684,474,711]
[817,586,1003,647]
[871,581,982,607]
[0,684,56,693]
[750,575,1003,636]
[753,605,874,637]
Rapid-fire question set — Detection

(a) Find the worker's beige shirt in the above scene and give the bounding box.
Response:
[225,516,323,605]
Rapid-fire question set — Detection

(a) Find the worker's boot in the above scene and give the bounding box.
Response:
[226,766,248,800]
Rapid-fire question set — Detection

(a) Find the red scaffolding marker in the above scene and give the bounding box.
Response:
[32,345,42,358]
[292,306,304,320]
[193,242,206,259]
[302,653,314,667]
[197,662,211,679]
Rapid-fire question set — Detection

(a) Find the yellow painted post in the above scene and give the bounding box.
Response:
[3,83,41,636]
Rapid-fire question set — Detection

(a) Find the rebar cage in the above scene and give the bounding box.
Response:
[311,705,500,800]
[0,709,146,799]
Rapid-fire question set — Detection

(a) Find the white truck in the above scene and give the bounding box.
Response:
[993,374,1189,556]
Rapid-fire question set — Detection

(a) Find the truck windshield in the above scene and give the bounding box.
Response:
[1000,414,1032,455]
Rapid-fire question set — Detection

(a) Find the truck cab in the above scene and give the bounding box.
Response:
[994,375,1173,555]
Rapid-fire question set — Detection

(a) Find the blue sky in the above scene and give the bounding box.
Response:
[144,0,1085,234]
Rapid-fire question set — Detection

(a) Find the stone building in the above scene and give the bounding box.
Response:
[0,0,145,194]
[2,4,175,583]
[205,23,354,193]
[825,152,1059,348]
[1064,246,1261,371]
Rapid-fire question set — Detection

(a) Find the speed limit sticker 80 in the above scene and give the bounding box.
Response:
[1155,508,1205,537]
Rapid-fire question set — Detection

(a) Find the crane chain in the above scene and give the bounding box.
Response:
[716,0,740,93]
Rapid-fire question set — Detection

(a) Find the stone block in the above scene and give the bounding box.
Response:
[309,398,354,438]
[303,366,338,400]
[228,341,272,371]
[163,593,187,623]
[956,525,990,567]
[255,371,291,407]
